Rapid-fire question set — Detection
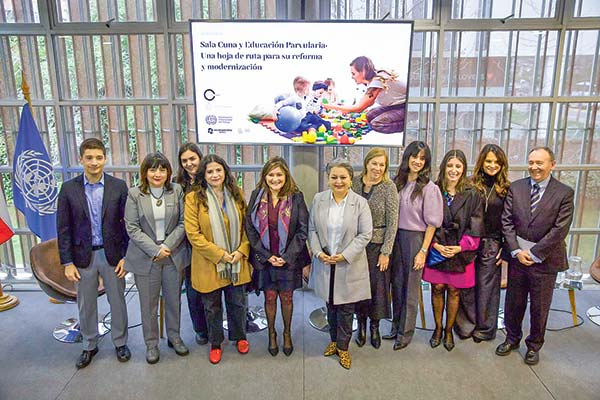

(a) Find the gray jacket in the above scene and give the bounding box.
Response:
[308,189,372,305]
[124,183,189,275]
[352,176,399,255]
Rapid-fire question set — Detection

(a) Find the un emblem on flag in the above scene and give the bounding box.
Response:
[14,150,59,215]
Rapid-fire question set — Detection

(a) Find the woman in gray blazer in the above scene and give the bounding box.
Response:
[352,148,398,349]
[124,153,190,364]
[308,158,373,369]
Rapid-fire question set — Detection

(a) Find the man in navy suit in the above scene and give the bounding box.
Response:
[497,146,574,365]
[58,138,130,369]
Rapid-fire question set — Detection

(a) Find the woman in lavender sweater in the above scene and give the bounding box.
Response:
[383,141,443,350]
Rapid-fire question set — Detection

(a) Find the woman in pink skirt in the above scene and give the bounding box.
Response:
[423,150,483,351]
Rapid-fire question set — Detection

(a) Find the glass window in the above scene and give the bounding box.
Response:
[560,30,600,97]
[442,31,558,97]
[406,102,435,144]
[410,31,438,97]
[437,103,551,165]
[173,34,192,98]
[330,0,433,20]
[0,0,39,23]
[451,0,556,19]
[55,0,156,23]
[568,234,599,270]
[0,36,52,100]
[55,35,165,100]
[573,0,600,17]
[174,0,267,20]
[554,103,599,165]
[0,105,59,166]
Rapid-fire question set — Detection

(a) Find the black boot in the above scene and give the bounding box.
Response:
[355,317,367,347]
[370,320,381,349]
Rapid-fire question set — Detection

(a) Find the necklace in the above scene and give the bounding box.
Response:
[150,187,165,206]
[483,185,494,212]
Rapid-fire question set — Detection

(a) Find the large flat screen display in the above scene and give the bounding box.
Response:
[190,20,413,146]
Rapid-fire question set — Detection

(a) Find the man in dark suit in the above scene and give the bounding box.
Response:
[58,138,130,369]
[497,146,574,365]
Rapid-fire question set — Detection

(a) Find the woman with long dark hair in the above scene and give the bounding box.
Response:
[184,154,252,364]
[455,144,510,342]
[245,157,310,356]
[422,150,483,351]
[124,153,189,364]
[173,143,209,346]
[383,141,443,350]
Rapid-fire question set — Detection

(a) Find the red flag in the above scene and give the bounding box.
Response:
[0,191,15,245]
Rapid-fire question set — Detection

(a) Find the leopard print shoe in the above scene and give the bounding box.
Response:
[337,348,351,369]
[323,342,337,357]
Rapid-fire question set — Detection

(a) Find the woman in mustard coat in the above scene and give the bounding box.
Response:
[184,154,252,365]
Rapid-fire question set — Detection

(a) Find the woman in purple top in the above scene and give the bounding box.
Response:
[423,150,483,351]
[384,141,443,350]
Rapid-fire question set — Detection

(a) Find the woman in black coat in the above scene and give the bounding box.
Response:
[422,149,484,351]
[245,157,310,357]
[455,144,510,341]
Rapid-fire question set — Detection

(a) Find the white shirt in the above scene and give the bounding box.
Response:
[150,186,166,242]
[327,192,348,255]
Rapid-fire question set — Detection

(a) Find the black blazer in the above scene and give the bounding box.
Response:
[245,189,310,271]
[57,173,129,268]
[434,187,484,271]
[502,176,574,274]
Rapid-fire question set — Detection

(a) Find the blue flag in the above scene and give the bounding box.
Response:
[12,103,58,241]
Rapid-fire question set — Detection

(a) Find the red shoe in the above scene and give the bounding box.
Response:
[237,339,249,354]
[209,347,222,364]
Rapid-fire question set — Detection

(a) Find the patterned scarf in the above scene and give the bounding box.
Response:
[206,185,241,283]
[251,188,291,256]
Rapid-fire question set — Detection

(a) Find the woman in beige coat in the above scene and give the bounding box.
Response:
[184,154,251,365]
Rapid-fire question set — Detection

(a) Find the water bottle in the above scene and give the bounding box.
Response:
[566,256,583,282]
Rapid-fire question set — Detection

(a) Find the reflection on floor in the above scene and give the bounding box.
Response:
[1,287,598,400]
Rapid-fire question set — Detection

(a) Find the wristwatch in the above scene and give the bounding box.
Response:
[419,248,428,254]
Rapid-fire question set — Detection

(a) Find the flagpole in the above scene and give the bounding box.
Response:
[0,280,19,311]
[19,74,62,305]
[22,72,33,116]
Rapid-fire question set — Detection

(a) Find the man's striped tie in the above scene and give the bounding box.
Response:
[530,183,541,213]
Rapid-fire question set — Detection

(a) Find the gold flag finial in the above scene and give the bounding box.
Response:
[21,72,33,115]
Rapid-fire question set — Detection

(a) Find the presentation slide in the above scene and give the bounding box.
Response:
[190,20,413,146]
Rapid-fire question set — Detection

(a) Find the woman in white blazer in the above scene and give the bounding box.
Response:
[308,158,372,369]
[124,153,190,364]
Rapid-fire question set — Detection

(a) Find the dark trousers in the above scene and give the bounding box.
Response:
[327,263,355,351]
[504,261,557,352]
[356,243,391,322]
[184,266,207,335]
[456,238,502,339]
[389,229,424,344]
[201,284,247,346]
[327,303,355,351]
